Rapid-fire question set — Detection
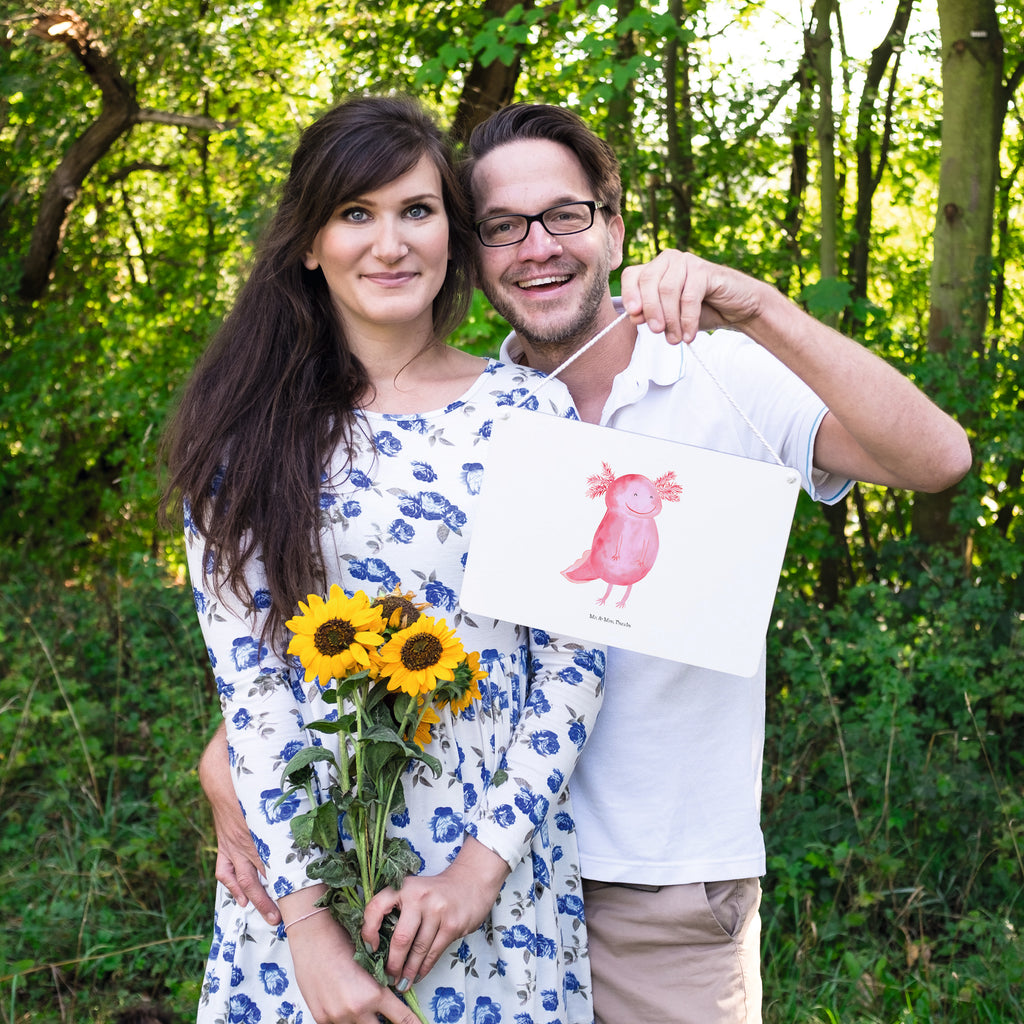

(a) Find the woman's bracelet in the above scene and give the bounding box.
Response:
[283,906,329,932]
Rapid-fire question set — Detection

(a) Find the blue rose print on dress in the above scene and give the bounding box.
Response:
[528,730,561,757]
[319,493,336,510]
[260,788,299,824]
[515,790,549,825]
[568,721,587,750]
[375,431,403,456]
[252,835,270,865]
[554,811,574,833]
[389,519,416,544]
[492,804,516,828]
[424,579,458,611]
[526,689,551,715]
[342,499,362,517]
[232,708,251,730]
[347,556,400,591]
[558,666,583,685]
[228,993,261,1023]
[230,965,244,986]
[545,768,564,794]
[541,988,559,1011]
[531,852,551,889]
[472,996,502,1024]
[395,415,430,434]
[460,463,484,495]
[279,739,304,762]
[272,877,293,897]
[557,893,585,923]
[501,924,535,952]
[194,587,208,614]
[431,987,466,1023]
[259,963,289,996]
[573,647,606,675]
[231,636,265,672]
[430,807,463,844]
[412,461,437,482]
[253,589,272,611]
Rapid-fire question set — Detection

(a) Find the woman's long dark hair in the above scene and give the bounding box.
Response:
[161,96,475,648]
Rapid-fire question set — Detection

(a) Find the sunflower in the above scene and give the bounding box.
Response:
[448,650,486,716]
[285,584,386,683]
[377,615,465,697]
[372,585,428,630]
[408,701,441,749]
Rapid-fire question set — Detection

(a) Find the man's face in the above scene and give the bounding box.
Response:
[470,138,625,354]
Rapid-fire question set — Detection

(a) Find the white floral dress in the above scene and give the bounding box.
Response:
[189,360,605,1024]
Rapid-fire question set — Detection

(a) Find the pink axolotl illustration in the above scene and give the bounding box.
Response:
[561,462,683,608]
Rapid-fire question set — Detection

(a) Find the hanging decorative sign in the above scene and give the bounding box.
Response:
[461,408,801,677]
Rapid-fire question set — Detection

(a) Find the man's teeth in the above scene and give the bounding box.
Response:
[517,275,571,289]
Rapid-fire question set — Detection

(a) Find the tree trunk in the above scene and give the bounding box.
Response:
[664,0,693,249]
[806,0,838,290]
[19,10,139,300]
[914,0,1003,545]
[450,0,534,144]
[848,0,913,311]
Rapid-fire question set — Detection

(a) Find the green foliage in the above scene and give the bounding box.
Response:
[0,553,216,1021]
[762,538,1024,1023]
[1,0,1022,1019]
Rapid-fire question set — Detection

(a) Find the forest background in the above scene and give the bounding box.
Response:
[1,0,1021,1021]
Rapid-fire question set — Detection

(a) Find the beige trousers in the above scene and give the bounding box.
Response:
[582,878,762,1024]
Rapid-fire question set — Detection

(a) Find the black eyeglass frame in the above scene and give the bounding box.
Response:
[473,200,608,247]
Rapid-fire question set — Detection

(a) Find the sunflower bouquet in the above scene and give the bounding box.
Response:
[278,583,485,1018]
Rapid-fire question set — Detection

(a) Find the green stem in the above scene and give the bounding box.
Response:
[401,985,430,1024]
[351,683,374,903]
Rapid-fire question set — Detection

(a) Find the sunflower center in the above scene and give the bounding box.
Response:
[376,595,421,629]
[314,618,357,655]
[400,633,444,671]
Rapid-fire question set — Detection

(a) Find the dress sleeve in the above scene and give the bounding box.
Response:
[465,631,605,870]
[185,508,326,898]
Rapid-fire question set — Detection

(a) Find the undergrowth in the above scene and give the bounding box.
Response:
[1,533,1020,1023]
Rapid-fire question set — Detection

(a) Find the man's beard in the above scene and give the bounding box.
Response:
[481,261,611,357]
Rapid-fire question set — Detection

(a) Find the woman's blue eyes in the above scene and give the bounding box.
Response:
[338,204,434,222]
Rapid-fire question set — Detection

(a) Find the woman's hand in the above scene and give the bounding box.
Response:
[281,892,423,1024]
[361,836,511,991]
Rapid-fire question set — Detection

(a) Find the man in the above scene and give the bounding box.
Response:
[201,104,971,1023]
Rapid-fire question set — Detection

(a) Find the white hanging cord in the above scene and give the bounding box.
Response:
[517,311,786,467]
[680,341,786,467]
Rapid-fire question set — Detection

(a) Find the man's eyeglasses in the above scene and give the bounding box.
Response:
[474,200,608,248]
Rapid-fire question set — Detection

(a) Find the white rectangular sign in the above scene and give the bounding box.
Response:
[462,409,801,677]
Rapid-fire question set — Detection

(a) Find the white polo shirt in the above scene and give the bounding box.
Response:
[500,309,851,884]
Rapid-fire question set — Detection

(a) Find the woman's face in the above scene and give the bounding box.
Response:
[304,154,450,339]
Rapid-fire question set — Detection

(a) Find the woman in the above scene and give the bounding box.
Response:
[163,96,605,1024]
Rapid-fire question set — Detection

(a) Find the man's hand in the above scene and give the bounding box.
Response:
[361,836,510,991]
[620,249,763,344]
[199,723,282,926]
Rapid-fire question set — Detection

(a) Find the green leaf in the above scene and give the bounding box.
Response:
[800,277,853,320]
[309,849,362,890]
[288,808,319,849]
[281,745,337,788]
[311,800,341,850]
